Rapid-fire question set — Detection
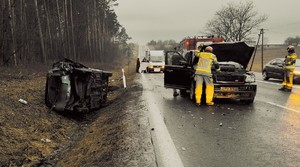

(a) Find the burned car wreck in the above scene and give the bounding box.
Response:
[45,59,112,112]
[164,42,256,104]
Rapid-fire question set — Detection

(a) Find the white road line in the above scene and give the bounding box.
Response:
[141,74,184,167]
[267,102,300,113]
[256,80,280,86]
[256,80,300,89]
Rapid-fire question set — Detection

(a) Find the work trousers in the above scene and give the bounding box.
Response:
[282,69,294,90]
[194,75,214,104]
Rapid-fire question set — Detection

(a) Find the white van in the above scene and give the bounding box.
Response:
[141,50,165,73]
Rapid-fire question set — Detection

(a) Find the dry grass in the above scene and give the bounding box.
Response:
[0,56,139,166]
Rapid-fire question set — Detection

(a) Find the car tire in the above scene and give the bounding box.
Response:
[190,81,195,102]
[240,98,254,104]
[262,71,269,80]
[180,89,187,97]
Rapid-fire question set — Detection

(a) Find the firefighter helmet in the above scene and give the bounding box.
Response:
[205,46,213,53]
[287,45,295,53]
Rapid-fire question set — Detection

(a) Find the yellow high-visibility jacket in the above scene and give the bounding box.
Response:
[194,51,218,76]
[284,53,297,71]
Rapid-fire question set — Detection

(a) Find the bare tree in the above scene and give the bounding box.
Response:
[34,0,46,63]
[8,0,17,65]
[284,36,300,46]
[43,0,53,58]
[56,0,66,59]
[69,0,76,61]
[205,1,268,42]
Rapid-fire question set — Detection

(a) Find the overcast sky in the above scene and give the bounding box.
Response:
[114,0,300,45]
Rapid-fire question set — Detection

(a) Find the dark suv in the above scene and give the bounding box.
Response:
[164,42,256,104]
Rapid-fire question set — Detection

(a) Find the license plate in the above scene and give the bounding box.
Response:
[154,68,160,72]
[220,87,238,92]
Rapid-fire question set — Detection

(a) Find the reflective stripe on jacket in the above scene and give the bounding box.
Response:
[194,51,218,76]
[284,53,297,71]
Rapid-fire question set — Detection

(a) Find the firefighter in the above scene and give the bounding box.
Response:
[279,45,297,92]
[194,46,219,106]
[136,58,140,73]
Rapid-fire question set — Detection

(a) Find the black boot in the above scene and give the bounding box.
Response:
[285,89,292,92]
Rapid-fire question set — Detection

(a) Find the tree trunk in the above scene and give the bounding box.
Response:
[63,0,71,59]
[0,1,5,65]
[34,0,46,63]
[44,0,53,60]
[56,0,66,59]
[87,6,92,61]
[8,0,17,65]
[93,0,99,61]
[69,0,76,61]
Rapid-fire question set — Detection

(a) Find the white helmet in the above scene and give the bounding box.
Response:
[287,45,295,53]
[205,46,213,53]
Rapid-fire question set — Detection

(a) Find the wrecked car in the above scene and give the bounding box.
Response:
[45,59,112,112]
[164,42,256,104]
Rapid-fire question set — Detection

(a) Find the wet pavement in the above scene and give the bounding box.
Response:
[141,72,300,167]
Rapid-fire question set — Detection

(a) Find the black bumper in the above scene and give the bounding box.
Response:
[213,83,257,100]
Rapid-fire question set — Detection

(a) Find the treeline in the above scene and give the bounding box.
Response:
[147,40,178,51]
[0,0,130,66]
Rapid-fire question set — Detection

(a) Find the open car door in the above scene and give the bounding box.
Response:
[164,51,193,89]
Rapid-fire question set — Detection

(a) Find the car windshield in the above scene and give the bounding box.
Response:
[151,56,163,62]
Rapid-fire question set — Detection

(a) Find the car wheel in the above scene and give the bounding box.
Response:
[190,81,195,102]
[262,71,269,80]
[180,89,187,97]
[240,98,254,104]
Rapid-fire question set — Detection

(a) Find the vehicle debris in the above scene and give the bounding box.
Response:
[45,59,112,112]
[41,138,51,143]
[18,99,28,105]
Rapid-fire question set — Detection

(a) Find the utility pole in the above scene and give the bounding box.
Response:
[261,28,264,73]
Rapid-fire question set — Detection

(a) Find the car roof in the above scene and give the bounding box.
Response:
[268,58,300,66]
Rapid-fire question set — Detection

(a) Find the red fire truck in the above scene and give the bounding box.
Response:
[177,35,225,54]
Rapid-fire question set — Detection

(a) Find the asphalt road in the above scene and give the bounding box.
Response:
[140,72,300,167]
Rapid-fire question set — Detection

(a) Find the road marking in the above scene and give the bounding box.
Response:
[141,74,184,167]
[256,80,300,89]
[256,80,280,86]
[267,102,300,113]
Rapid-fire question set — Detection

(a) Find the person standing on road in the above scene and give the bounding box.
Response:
[279,45,297,92]
[136,58,140,73]
[194,46,219,106]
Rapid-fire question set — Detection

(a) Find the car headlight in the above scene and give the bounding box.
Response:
[149,65,153,68]
[245,73,255,83]
[161,65,165,69]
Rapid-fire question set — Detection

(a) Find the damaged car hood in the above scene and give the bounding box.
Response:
[209,42,254,69]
